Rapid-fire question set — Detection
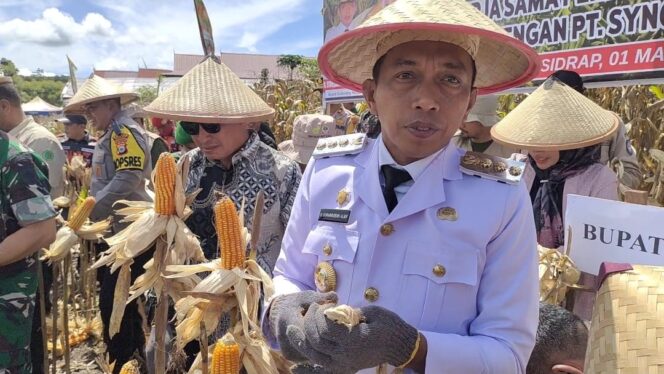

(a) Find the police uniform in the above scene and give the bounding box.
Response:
[271,134,539,372]
[0,130,56,372]
[89,110,153,369]
[9,116,66,198]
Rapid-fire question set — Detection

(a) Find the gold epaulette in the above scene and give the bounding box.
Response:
[459,151,525,185]
[312,134,367,159]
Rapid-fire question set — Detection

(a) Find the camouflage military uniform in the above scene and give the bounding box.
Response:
[0,130,56,373]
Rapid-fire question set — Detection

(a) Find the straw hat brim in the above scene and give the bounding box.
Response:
[319,22,541,95]
[144,58,275,124]
[278,139,311,164]
[490,79,620,151]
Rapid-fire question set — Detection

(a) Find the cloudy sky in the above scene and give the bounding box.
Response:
[0,0,323,77]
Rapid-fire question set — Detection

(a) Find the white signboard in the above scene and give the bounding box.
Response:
[565,194,664,275]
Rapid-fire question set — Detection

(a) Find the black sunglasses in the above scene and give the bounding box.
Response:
[180,122,221,135]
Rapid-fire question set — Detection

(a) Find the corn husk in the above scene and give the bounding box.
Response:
[91,154,204,338]
[538,246,583,305]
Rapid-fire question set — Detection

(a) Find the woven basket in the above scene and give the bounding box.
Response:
[584,265,664,373]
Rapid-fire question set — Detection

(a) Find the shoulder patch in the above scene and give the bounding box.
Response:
[111,126,145,171]
[312,134,367,160]
[42,149,54,161]
[459,151,525,185]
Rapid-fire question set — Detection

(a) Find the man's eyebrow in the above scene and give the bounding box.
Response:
[393,58,469,71]
[394,58,417,67]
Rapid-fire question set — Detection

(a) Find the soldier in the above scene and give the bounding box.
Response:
[58,114,96,167]
[266,0,540,372]
[0,129,57,373]
[64,75,152,372]
[0,76,66,198]
[454,95,518,158]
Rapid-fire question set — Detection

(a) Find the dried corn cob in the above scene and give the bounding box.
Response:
[215,197,245,270]
[67,197,96,231]
[154,153,177,216]
[119,359,140,374]
[211,333,240,374]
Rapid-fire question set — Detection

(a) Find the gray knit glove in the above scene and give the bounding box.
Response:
[269,291,338,362]
[286,303,419,372]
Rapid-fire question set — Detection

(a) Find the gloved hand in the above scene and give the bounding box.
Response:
[268,290,338,362]
[287,303,419,372]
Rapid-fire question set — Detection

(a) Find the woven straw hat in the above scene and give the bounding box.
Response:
[585,265,664,373]
[318,0,540,94]
[466,95,499,127]
[64,75,138,113]
[144,57,274,124]
[491,78,619,151]
[0,76,13,85]
[279,114,342,164]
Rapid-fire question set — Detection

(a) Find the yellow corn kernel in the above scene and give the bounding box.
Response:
[154,153,176,215]
[67,196,95,231]
[211,333,240,374]
[214,197,244,269]
[119,359,140,374]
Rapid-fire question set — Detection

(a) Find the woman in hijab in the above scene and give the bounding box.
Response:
[491,77,620,320]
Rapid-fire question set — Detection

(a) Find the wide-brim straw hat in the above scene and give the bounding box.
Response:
[144,57,274,124]
[491,78,619,151]
[585,264,664,373]
[64,75,138,113]
[318,0,541,95]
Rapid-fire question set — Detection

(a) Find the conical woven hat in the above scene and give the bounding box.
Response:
[318,0,540,95]
[585,265,664,373]
[491,79,619,151]
[144,57,274,124]
[64,75,138,113]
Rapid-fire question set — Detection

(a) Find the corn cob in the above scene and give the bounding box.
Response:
[154,153,177,216]
[119,359,140,374]
[67,196,95,231]
[211,333,240,374]
[214,197,245,269]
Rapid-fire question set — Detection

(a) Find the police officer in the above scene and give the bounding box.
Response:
[64,75,152,372]
[266,0,540,372]
[58,114,96,167]
[0,129,57,372]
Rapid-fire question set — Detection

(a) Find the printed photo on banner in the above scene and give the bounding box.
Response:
[467,0,663,84]
[565,195,664,276]
[323,0,397,44]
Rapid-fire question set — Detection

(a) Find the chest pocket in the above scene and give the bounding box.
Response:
[92,151,112,181]
[302,224,359,302]
[302,224,359,263]
[400,241,479,332]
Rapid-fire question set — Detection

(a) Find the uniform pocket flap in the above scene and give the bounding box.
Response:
[302,224,359,263]
[402,241,478,286]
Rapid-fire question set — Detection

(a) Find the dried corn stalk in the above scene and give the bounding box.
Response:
[538,246,582,305]
[92,153,204,337]
[167,195,277,373]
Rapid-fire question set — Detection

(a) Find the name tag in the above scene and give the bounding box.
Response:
[319,209,351,223]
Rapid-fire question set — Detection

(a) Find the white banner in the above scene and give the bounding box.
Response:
[565,194,664,275]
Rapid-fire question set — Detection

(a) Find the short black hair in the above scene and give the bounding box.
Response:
[550,70,585,94]
[527,303,589,374]
[371,53,478,87]
[0,82,21,107]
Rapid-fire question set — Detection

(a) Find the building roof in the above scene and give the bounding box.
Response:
[22,96,62,114]
[169,52,305,81]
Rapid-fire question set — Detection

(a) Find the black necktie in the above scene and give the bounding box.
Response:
[381,165,412,213]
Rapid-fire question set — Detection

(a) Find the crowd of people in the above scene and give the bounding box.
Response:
[0,0,655,373]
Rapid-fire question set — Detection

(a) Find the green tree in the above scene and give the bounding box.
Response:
[0,58,18,76]
[277,54,304,81]
[136,85,158,106]
[18,77,66,106]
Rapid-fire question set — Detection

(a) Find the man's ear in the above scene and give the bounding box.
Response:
[362,79,378,115]
[552,363,583,374]
[465,88,478,117]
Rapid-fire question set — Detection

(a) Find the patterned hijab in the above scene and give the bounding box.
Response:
[530,145,601,248]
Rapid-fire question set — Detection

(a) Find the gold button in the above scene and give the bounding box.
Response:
[380,223,394,236]
[433,264,446,277]
[364,287,379,302]
[323,244,332,256]
[437,207,457,221]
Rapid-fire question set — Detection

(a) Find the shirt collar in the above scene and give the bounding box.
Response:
[8,116,34,136]
[377,134,446,181]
